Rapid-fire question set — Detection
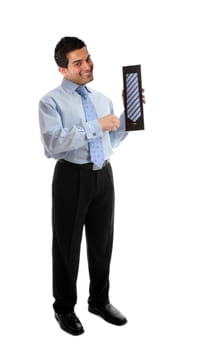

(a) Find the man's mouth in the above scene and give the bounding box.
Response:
[81,72,93,78]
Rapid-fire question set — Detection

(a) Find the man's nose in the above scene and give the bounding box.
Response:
[82,61,92,70]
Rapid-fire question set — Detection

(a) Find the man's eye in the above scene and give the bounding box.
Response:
[74,62,81,67]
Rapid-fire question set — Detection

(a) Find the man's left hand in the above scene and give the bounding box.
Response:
[122,89,146,107]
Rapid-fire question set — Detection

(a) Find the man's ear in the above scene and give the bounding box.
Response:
[58,67,67,76]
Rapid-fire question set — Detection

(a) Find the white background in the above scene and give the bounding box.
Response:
[0,0,209,349]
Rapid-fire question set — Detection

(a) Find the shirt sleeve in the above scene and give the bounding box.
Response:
[83,119,103,141]
[109,111,128,148]
[39,99,102,156]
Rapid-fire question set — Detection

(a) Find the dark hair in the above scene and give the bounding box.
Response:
[54,36,86,68]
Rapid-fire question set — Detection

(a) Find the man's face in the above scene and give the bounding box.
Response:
[59,46,94,85]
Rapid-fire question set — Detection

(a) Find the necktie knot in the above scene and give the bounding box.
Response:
[76,86,88,99]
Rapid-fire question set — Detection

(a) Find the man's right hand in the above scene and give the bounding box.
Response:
[98,114,120,132]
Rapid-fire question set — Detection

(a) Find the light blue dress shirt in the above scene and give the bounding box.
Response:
[39,78,128,164]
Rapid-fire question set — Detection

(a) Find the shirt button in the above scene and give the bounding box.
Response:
[93,132,96,136]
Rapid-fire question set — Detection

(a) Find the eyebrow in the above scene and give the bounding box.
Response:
[72,55,91,64]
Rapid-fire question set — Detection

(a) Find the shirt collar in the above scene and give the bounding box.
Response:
[61,78,92,94]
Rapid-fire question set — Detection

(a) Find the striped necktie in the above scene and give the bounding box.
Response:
[126,73,141,122]
[76,86,105,168]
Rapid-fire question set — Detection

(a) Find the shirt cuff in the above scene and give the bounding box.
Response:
[83,119,103,140]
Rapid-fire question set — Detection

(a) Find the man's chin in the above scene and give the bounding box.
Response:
[82,74,93,83]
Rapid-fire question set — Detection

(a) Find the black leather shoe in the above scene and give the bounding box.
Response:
[88,303,127,326]
[55,312,84,335]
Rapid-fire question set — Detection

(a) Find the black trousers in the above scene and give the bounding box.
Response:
[52,160,115,314]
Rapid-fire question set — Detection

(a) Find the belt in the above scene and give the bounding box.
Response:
[59,159,109,171]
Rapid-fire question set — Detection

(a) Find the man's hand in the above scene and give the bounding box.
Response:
[98,114,120,131]
[142,88,146,104]
[122,88,146,107]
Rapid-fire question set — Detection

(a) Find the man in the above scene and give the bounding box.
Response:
[39,36,143,336]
